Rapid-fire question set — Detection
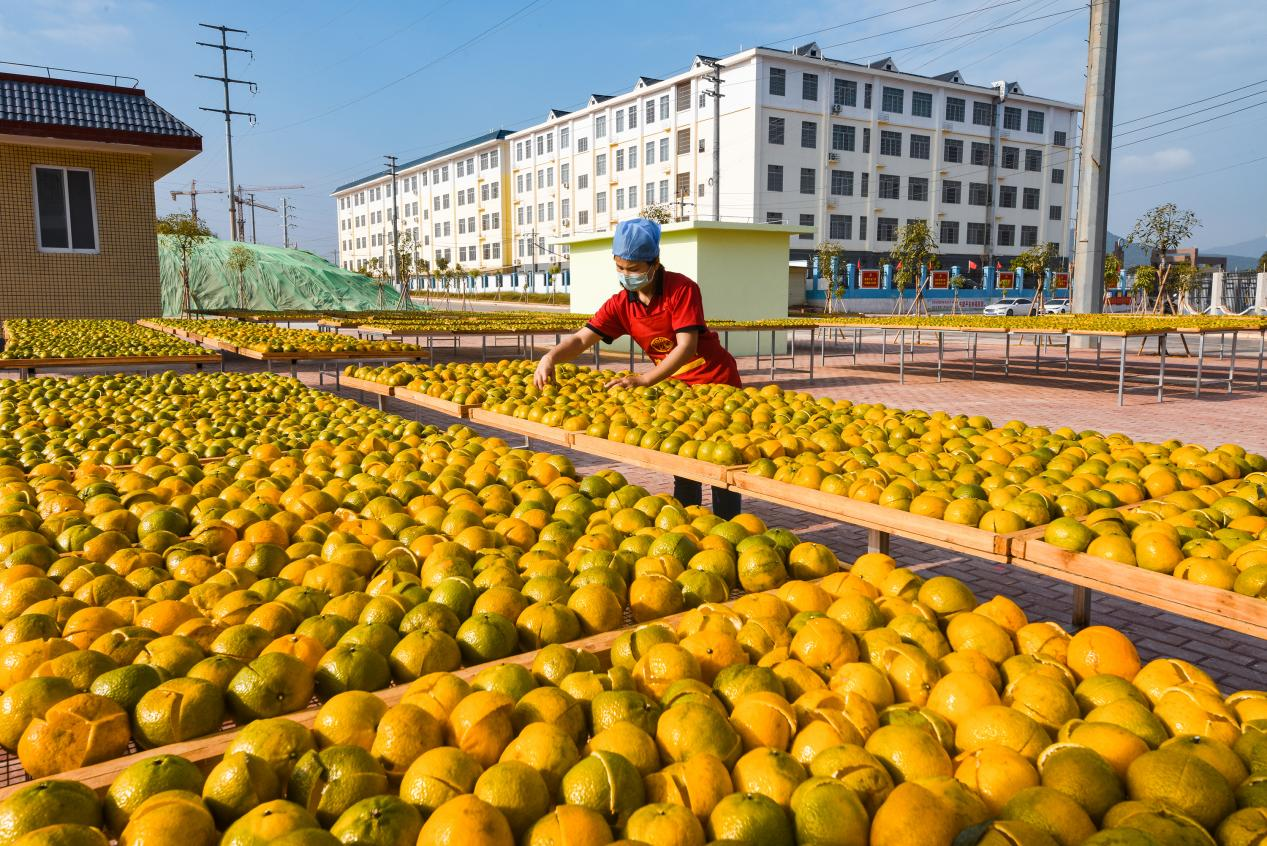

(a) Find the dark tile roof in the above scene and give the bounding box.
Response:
[333,129,513,194]
[0,73,200,148]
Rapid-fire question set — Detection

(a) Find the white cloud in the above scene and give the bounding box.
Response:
[1116,147,1196,174]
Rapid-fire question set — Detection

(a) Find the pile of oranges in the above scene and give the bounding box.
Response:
[3,553,1265,845]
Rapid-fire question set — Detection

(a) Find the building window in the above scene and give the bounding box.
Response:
[595,115,606,138]
[676,81,691,111]
[999,185,1017,208]
[769,116,785,145]
[997,224,1016,247]
[578,210,590,226]
[830,170,853,196]
[944,139,963,163]
[800,168,816,195]
[878,174,900,199]
[578,174,589,190]
[596,154,607,176]
[559,128,569,149]
[767,164,784,192]
[644,100,656,124]
[1025,149,1043,172]
[675,172,691,198]
[1023,187,1040,210]
[909,134,930,160]
[831,124,855,152]
[1003,106,1022,131]
[596,192,607,214]
[862,127,870,154]
[864,83,872,109]
[1021,225,1038,247]
[907,176,928,202]
[769,67,786,96]
[33,166,98,253]
[615,149,625,172]
[1001,146,1019,169]
[801,121,817,148]
[881,86,904,113]
[628,104,638,128]
[945,97,965,122]
[1052,168,1064,184]
[766,212,784,224]
[560,164,570,186]
[971,142,992,167]
[834,78,856,107]
[860,172,869,197]
[802,72,818,101]
[829,214,851,240]
[616,190,625,211]
[1028,110,1045,134]
[967,222,988,245]
[577,137,589,153]
[659,95,669,120]
[659,138,669,161]
[968,182,990,206]
[939,221,959,244]
[879,130,902,157]
[1054,130,1067,146]
[645,140,655,165]
[876,217,898,242]
[615,110,624,133]
[659,180,669,203]
[798,213,814,239]
[1049,204,1062,221]
[911,91,932,118]
[629,146,638,168]
[972,101,995,126]
[676,128,691,155]
[628,186,638,207]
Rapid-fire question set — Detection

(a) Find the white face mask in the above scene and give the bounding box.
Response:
[618,271,652,291]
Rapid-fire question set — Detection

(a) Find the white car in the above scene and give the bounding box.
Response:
[1044,299,1071,314]
[983,297,1033,316]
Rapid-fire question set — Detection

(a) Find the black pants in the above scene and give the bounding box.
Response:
[673,476,742,519]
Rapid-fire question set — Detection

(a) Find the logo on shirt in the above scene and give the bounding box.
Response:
[648,336,674,355]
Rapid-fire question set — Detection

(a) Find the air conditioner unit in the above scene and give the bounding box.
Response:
[831,104,842,115]
[562,219,570,227]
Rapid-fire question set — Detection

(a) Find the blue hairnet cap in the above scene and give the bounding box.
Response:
[612,218,660,261]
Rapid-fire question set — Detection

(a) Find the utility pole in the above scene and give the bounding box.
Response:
[701,59,723,221]
[197,23,256,242]
[385,154,402,303]
[282,198,296,249]
[1072,0,1120,314]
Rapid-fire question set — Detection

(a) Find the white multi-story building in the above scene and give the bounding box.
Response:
[332,130,511,275]
[333,42,1079,284]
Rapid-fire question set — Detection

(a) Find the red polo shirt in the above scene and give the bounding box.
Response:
[586,267,742,387]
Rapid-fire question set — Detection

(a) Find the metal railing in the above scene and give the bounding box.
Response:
[0,61,139,88]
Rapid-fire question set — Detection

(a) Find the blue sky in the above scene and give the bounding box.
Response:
[4,0,1265,259]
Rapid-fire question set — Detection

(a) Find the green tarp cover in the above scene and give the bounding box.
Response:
[159,236,408,315]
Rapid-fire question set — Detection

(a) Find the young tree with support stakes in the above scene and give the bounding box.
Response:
[390,231,417,310]
[224,244,256,309]
[889,221,939,315]
[948,273,968,315]
[1010,242,1057,315]
[547,263,562,305]
[156,213,214,315]
[1126,203,1200,314]
[816,242,846,314]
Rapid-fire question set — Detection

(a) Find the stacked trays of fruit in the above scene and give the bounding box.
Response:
[147,319,424,355]
[0,320,211,362]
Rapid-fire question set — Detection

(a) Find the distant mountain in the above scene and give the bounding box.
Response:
[1203,236,1265,270]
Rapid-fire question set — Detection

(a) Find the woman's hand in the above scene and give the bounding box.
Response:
[533,356,555,390]
[604,372,648,390]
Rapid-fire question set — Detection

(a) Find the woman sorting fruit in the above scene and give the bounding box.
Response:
[532,217,742,391]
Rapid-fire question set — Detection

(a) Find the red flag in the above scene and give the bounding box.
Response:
[856,259,862,272]
[968,260,978,270]
[995,261,1002,271]
[896,260,903,270]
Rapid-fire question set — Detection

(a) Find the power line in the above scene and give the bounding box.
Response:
[958,2,1080,71]
[763,0,943,47]
[1116,98,1267,149]
[240,0,550,137]
[196,23,257,241]
[1111,154,1267,196]
[1116,91,1267,137]
[908,0,1051,70]
[787,0,1028,52]
[1115,77,1267,127]
[827,6,1088,61]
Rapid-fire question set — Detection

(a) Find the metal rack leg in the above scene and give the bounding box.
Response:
[1157,339,1166,403]
[936,332,944,382]
[712,487,742,520]
[1117,338,1127,406]
[769,330,775,381]
[1258,331,1265,390]
[673,477,703,507]
[1195,334,1206,398]
[1072,586,1093,628]
[1228,331,1238,394]
[898,329,906,384]
[1004,333,1011,375]
[808,329,815,382]
[972,334,979,379]
[867,529,890,555]
[1064,334,1071,373]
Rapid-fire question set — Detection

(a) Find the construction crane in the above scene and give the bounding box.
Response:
[169,179,228,227]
